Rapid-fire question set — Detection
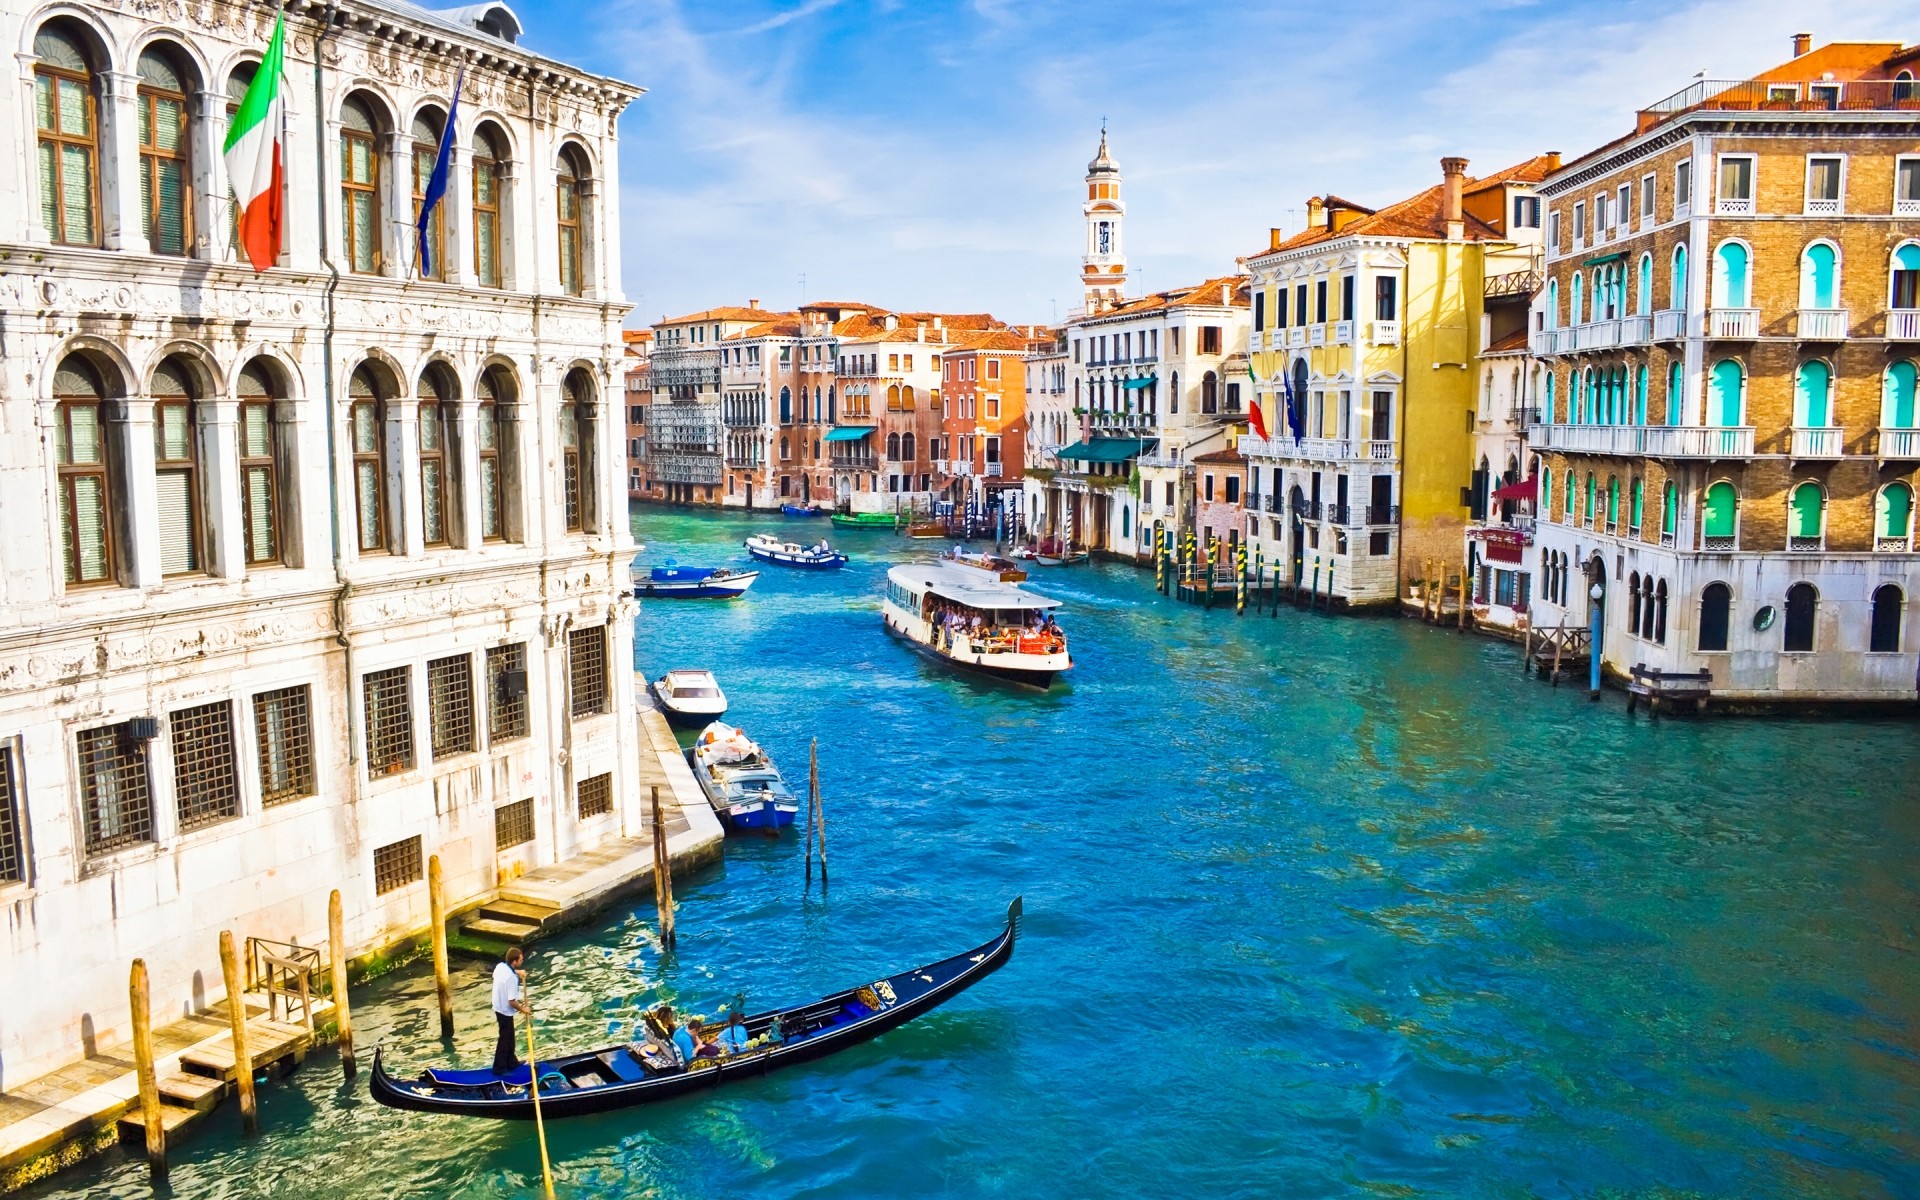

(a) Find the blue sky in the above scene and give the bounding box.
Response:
[511,0,1909,326]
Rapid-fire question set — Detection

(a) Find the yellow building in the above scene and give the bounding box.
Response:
[1240,155,1554,606]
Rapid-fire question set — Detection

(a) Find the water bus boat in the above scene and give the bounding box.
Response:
[881,564,1071,689]
[368,899,1021,1120]
[830,511,900,530]
[744,534,848,570]
[650,669,727,727]
[781,503,827,518]
[686,721,799,832]
[634,564,759,599]
[939,547,1027,582]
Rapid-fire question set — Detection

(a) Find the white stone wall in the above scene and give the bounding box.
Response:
[0,0,641,1085]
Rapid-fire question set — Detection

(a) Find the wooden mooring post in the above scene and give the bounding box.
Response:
[129,958,166,1182]
[428,855,454,1040]
[219,930,258,1136]
[329,888,355,1079]
[650,784,677,951]
[813,742,830,886]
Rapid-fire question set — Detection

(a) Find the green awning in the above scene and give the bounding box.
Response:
[1121,376,1158,390]
[823,426,876,442]
[1582,251,1626,266]
[1058,438,1145,462]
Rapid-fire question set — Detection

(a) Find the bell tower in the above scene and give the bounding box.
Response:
[1081,125,1126,312]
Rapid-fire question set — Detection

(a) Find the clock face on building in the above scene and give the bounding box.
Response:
[1098,222,1112,254]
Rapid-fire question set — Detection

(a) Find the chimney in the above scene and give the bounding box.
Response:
[1545,150,1562,171]
[748,298,759,309]
[1441,156,1469,238]
[1220,282,1230,305]
[1269,227,1283,250]
[884,314,898,331]
[1792,31,1812,57]
[1306,196,1325,229]
[916,322,926,342]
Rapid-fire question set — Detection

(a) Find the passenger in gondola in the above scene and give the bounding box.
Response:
[685,1017,724,1059]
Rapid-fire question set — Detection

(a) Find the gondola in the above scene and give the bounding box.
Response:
[369,899,1022,1120]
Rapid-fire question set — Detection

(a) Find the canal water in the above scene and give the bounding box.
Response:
[33,507,1920,1199]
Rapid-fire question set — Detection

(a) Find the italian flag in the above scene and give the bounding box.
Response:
[224,12,286,272]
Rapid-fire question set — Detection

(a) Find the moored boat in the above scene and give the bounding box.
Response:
[905,521,947,540]
[686,721,799,832]
[368,899,1022,1120]
[940,547,1027,582]
[781,503,826,517]
[830,511,900,530]
[881,563,1071,689]
[634,565,759,599]
[651,669,727,727]
[745,534,848,569]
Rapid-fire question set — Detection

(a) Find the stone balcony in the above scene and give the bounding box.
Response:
[1533,423,1756,458]
[1796,308,1849,341]
[1880,427,1920,459]
[1888,310,1920,340]
[1790,426,1844,458]
[1708,308,1760,339]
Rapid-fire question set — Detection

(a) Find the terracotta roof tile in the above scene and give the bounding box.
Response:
[1094,275,1250,319]
[1753,41,1906,83]
[1249,154,1558,259]
[1192,448,1246,465]
[1485,328,1530,353]
[657,305,793,325]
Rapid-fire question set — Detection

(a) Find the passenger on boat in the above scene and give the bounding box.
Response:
[634,1005,685,1070]
[685,1018,724,1059]
[491,947,530,1074]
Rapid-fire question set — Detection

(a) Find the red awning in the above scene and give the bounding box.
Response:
[1490,475,1538,502]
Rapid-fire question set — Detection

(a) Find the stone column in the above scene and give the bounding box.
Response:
[388,396,423,555]
[109,398,163,588]
[201,399,246,577]
[446,137,473,287]
[380,131,408,279]
[455,399,483,548]
[102,70,148,254]
[193,89,225,261]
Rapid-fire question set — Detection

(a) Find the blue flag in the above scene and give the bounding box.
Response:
[416,69,462,277]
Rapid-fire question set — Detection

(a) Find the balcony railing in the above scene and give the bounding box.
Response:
[1888,310,1920,340]
[1788,535,1825,552]
[1326,503,1352,526]
[1574,319,1621,350]
[1716,196,1754,215]
[1652,308,1688,340]
[1264,493,1282,513]
[1878,536,1915,552]
[1332,321,1354,344]
[1709,308,1760,338]
[1797,308,1849,340]
[1790,426,1844,458]
[1879,427,1920,459]
[1365,504,1399,525]
[1534,423,1756,458]
[1702,534,1739,552]
[1371,320,1400,345]
[1620,314,1652,345]
[1485,270,1541,301]
[1639,77,1920,127]
[1511,406,1542,428]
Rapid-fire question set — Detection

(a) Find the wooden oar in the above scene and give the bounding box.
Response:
[523,977,556,1199]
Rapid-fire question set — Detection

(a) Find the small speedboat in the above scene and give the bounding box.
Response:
[745,534,848,570]
[686,722,799,833]
[635,565,759,599]
[940,548,1027,582]
[781,504,826,518]
[906,521,948,540]
[368,899,1021,1120]
[830,511,899,530]
[651,669,727,727]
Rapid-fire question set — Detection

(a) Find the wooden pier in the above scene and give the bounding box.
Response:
[1520,624,1592,687]
[1626,663,1713,716]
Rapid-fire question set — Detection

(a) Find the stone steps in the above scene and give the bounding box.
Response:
[115,1102,206,1146]
[156,1073,226,1113]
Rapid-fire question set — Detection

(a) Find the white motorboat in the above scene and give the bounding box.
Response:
[651,669,728,727]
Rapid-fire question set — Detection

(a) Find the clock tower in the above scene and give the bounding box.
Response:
[1081,127,1127,312]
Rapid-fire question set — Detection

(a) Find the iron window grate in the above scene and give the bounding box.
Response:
[171,701,239,832]
[487,643,530,743]
[577,772,612,820]
[427,653,475,759]
[78,723,153,855]
[0,748,21,883]
[364,666,414,776]
[254,685,315,805]
[495,797,535,849]
[568,625,608,718]
[373,835,422,895]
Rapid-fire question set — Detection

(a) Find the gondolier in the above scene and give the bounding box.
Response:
[492,947,530,1073]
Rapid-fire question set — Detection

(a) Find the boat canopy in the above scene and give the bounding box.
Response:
[1057,438,1145,462]
[889,564,1060,611]
[824,426,877,442]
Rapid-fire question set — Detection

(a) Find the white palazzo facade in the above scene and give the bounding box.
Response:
[0,0,642,1085]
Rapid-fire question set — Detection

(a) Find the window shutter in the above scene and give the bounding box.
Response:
[480,459,501,538]
[422,460,444,543]
[61,143,93,242]
[156,471,197,574]
[246,464,274,560]
[356,462,381,550]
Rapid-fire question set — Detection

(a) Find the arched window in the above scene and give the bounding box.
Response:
[557,145,589,296]
[1799,242,1839,309]
[1121,505,1130,538]
[1584,472,1595,524]
[1788,481,1824,548]
[1607,474,1620,529]
[827,385,837,423]
[901,432,915,461]
[341,96,383,273]
[1884,361,1917,429]
[477,367,516,542]
[472,124,507,287]
[1892,244,1920,310]
[1662,481,1677,539]
[1699,582,1732,651]
[1543,371,1555,424]
[779,386,792,424]
[886,431,901,459]
[1708,359,1744,426]
[411,107,447,280]
[137,46,194,256]
[34,24,100,246]
[1794,360,1832,427]
[1713,241,1750,308]
[1670,244,1688,309]
[1783,582,1817,652]
[1653,579,1668,644]
[417,365,458,546]
[1570,273,1584,325]
[224,62,258,253]
[902,386,915,410]
[1878,482,1914,550]
[152,357,205,576]
[1635,364,1648,426]
[1637,253,1652,315]
[350,365,392,551]
[1703,480,1738,547]
[1870,584,1904,653]
[1545,278,1558,329]
[779,435,789,460]
[1898,70,1918,102]
[1630,477,1644,531]
[1667,360,1684,424]
[1574,368,1587,423]
[1627,572,1643,635]
[561,369,595,531]
[1565,471,1576,520]
[1201,371,1219,414]
[1541,465,1553,517]
[55,354,117,584]
[237,360,285,566]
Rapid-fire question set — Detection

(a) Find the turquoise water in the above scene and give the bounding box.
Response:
[32,507,1920,1199]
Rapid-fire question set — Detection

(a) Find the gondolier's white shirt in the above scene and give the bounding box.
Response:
[492,961,522,1016]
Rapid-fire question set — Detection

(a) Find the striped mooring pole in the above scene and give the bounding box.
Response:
[1236,542,1248,616]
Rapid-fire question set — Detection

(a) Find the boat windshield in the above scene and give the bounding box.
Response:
[670,686,719,698]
